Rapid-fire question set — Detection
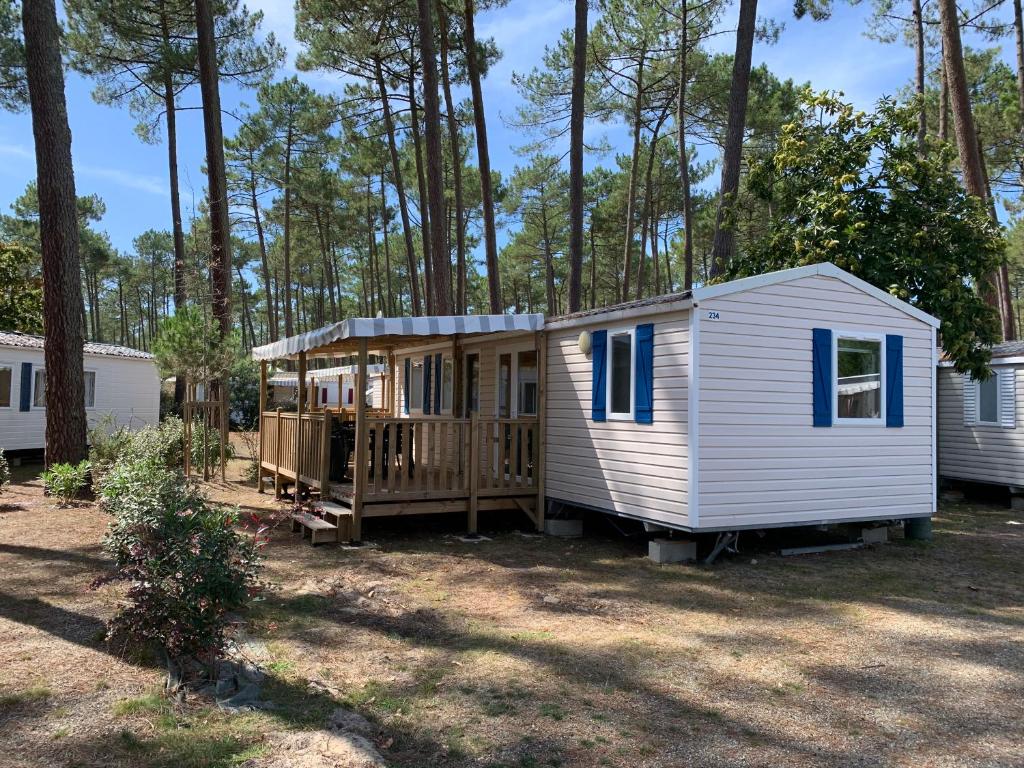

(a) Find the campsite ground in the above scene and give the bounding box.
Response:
[1,453,1022,768]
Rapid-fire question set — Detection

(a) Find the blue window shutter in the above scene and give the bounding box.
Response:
[812,329,832,427]
[886,334,904,428]
[423,354,432,414]
[19,362,31,412]
[591,330,607,422]
[403,358,410,414]
[433,353,442,413]
[635,323,654,424]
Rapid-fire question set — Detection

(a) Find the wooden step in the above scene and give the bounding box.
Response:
[317,502,353,543]
[319,501,353,517]
[291,511,338,545]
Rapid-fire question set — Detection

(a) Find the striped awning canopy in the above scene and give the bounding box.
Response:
[252,314,544,361]
[268,364,388,386]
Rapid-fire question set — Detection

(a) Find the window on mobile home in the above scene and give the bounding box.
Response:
[836,336,882,421]
[609,330,633,419]
[0,364,11,408]
[409,362,424,411]
[977,375,999,425]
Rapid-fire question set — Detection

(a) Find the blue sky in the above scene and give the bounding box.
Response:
[0,0,1014,253]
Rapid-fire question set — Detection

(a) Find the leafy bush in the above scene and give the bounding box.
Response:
[128,418,186,470]
[229,359,260,429]
[41,460,91,505]
[99,456,263,669]
[0,448,9,494]
[88,414,134,481]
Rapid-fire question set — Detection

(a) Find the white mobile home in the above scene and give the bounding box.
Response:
[544,263,939,533]
[268,364,389,410]
[938,342,1023,490]
[0,332,160,452]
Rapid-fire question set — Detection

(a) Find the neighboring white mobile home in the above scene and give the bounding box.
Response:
[268,364,388,409]
[0,332,160,452]
[938,342,1023,490]
[544,263,939,533]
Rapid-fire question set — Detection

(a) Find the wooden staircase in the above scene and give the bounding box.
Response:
[290,500,354,545]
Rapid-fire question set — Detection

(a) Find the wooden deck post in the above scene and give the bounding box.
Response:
[258,361,267,492]
[220,379,228,482]
[351,338,368,542]
[337,372,344,409]
[468,412,479,534]
[274,407,284,498]
[388,352,397,414]
[183,380,191,477]
[296,351,307,499]
[535,331,547,532]
[319,409,332,494]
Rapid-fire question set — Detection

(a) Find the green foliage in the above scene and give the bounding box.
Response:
[0,243,42,333]
[0,0,26,112]
[229,358,260,429]
[98,455,263,663]
[42,461,92,505]
[731,91,1003,378]
[88,414,135,481]
[153,306,241,383]
[0,447,9,494]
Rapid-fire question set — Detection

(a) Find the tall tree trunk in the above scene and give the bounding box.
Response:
[380,171,395,315]
[162,69,188,407]
[539,185,557,315]
[408,69,433,314]
[678,5,695,290]
[620,56,644,302]
[977,130,1017,341]
[1014,0,1024,183]
[438,0,467,314]
[939,45,949,141]
[463,0,502,313]
[313,205,337,321]
[651,201,660,295]
[939,0,1010,337]
[249,156,276,339]
[374,56,421,315]
[636,108,668,301]
[709,0,758,278]
[567,0,588,313]
[912,0,926,152]
[282,132,295,336]
[417,0,453,315]
[196,0,231,341]
[589,226,597,309]
[23,0,87,465]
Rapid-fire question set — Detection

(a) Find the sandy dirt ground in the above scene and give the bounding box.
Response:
[1,455,1022,768]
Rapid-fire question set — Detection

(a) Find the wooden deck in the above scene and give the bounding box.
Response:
[260,410,543,540]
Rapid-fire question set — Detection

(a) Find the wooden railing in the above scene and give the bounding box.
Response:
[260,409,539,504]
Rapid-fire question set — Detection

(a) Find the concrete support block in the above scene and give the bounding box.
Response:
[648,538,697,564]
[861,526,888,545]
[904,517,932,541]
[544,519,583,538]
[1010,496,1024,511]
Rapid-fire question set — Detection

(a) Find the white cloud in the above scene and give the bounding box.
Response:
[77,164,169,198]
[0,141,33,160]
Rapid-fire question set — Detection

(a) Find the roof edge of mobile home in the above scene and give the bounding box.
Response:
[545,263,941,330]
[0,331,154,360]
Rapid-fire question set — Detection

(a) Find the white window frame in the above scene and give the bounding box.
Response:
[408,359,424,412]
[84,369,97,410]
[0,362,13,409]
[606,326,635,422]
[833,329,886,427]
[33,367,46,409]
[974,376,1001,426]
[494,340,537,419]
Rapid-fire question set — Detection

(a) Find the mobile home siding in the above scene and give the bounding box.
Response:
[696,275,934,529]
[0,347,159,452]
[937,365,1024,486]
[544,310,690,527]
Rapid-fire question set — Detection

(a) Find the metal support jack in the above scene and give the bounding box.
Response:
[704,531,739,565]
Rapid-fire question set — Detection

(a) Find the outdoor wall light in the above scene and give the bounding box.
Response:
[578,330,592,356]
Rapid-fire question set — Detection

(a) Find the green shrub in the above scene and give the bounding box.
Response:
[99,456,263,667]
[0,448,9,494]
[123,417,233,475]
[41,460,91,505]
[88,414,134,481]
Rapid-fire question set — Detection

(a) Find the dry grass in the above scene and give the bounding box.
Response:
[0,455,1022,768]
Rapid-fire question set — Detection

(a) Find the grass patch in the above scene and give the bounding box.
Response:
[112,692,171,717]
[0,686,51,710]
[539,702,565,721]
